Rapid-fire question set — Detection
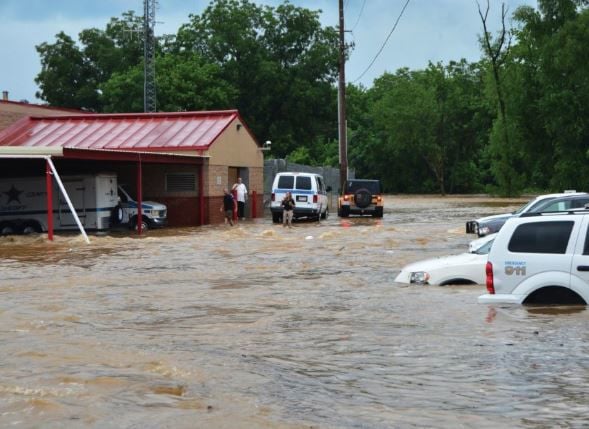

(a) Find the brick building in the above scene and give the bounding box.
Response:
[0,110,265,226]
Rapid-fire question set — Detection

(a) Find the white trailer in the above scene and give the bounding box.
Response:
[0,173,119,235]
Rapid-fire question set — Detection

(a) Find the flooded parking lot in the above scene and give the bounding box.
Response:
[2,195,589,428]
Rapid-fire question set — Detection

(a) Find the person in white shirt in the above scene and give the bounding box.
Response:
[232,177,248,220]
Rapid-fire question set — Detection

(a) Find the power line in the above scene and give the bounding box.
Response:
[352,0,411,83]
[350,0,367,32]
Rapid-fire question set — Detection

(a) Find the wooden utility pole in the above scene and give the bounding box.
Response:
[338,0,348,192]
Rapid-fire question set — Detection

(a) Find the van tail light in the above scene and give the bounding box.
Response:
[271,193,275,201]
[313,195,318,203]
[486,261,495,294]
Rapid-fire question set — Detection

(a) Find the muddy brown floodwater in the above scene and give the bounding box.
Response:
[2,195,589,429]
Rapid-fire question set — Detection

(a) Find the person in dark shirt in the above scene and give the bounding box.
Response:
[281,192,296,228]
[220,188,235,226]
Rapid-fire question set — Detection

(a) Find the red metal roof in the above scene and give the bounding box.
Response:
[0,110,246,152]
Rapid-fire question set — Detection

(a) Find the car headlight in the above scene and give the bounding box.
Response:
[410,271,430,284]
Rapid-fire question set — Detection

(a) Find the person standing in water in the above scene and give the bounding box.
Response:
[220,188,235,226]
[281,192,295,228]
[232,177,248,220]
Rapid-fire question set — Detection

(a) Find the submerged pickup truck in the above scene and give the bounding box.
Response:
[114,184,167,231]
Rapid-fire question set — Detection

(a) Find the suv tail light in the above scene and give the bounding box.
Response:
[486,261,495,294]
[313,195,318,203]
[271,193,275,201]
[343,194,350,201]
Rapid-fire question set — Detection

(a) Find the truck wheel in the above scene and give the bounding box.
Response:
[131,217,149,232]
[111,205,123,225]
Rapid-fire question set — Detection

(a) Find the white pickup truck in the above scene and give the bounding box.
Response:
[115,184,167,231]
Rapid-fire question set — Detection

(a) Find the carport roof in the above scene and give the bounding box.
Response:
[0,110,250,152]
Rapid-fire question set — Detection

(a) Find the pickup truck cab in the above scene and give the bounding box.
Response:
[479,209,589,305]
[115,185,167,231]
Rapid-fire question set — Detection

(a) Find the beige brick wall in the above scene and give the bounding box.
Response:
[0,101,82,131]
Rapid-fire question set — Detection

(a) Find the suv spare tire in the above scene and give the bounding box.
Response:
[354,188,372,208]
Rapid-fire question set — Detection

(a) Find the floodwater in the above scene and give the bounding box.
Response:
[2,195,589,429]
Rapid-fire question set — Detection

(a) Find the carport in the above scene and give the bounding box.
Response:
[0,145,205,240]
[0,110,264,228]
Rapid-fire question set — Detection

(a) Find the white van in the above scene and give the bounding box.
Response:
[270,172,330,223]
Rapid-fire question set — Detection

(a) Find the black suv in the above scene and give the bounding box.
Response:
[337,179,383,217]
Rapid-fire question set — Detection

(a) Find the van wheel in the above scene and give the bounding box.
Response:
[321,207,329,220]
[272,213,281,223]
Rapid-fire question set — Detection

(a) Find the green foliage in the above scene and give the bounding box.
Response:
[32,0,589,195]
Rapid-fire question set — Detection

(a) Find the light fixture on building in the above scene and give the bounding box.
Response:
[259,140,271,151]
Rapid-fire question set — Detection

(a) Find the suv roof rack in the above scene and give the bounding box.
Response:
[520,207,589,217]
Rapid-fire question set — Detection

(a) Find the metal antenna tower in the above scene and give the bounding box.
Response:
[143,0,157,112]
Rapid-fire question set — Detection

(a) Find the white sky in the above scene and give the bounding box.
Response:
[0,0,536,103]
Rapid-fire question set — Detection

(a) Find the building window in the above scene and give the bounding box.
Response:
[166,173,196,192]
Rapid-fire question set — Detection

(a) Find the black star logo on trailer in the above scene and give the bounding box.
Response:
[4,185,23,204]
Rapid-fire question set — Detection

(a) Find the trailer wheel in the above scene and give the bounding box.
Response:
[21,221,42,234]
[0,222,17,236]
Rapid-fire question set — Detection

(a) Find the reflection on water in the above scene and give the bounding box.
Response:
[2,195,589,428]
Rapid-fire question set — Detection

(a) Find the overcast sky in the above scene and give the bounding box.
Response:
[0,0,536,103]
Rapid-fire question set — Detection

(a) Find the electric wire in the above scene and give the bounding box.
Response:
[352,0,411,83]
[350,0,367,32]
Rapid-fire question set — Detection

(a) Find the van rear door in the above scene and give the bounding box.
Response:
[293,175,314,209]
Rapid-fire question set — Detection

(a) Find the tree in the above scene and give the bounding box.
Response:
[35,32,93,109]
[174,0,339,158]
[477,0,524,196]
[35,11,147,111]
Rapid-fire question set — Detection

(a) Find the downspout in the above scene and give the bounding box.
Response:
[199,165,204,225]
[137,155,143,235]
